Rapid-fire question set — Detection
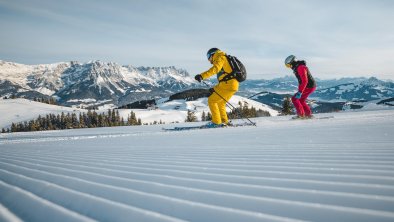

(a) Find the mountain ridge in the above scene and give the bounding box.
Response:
[1,60,393,109]
[0,60,198,107]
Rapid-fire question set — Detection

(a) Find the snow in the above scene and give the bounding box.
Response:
[361,103,394,111]
[1,109,394,221]
[0,99,85,129]
[134,88,152,92]
[335,84,356,95]
[0,61,68,90]
[67,99,97,103]
[117,95,278,124]
[35,87,56,96]
[0,95,277,128]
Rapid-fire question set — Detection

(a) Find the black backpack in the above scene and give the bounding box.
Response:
[221,55,247,82]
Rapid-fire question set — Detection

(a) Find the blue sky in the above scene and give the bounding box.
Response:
[0,0,393,80]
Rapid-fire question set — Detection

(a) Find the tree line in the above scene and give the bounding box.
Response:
[1,99,292,133]
[185,101,271,122]
[1,110,141,133]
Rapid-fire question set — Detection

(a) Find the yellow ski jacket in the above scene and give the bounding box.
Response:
[200,50,239,91]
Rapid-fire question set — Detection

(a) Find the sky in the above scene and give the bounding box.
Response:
[0,0,393,80]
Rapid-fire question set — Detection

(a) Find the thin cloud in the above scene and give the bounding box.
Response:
[0,0,393,79]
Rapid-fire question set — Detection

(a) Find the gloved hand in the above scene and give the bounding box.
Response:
[294,91,302,99]
[209,88,215,94]
[194,74,203,82]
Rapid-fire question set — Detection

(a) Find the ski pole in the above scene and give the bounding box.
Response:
[202,81,256,126]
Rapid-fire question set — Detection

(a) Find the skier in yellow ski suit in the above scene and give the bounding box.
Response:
[195,48,239,126]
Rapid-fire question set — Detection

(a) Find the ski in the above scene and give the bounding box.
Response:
[315,116,334,120]
[290,116,334,120]
[163,122,256,131]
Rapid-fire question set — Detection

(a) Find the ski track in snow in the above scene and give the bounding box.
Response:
[1,110,394,222]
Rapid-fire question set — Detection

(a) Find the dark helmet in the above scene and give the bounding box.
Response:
[207,48,219,60]
[284,55,296,68]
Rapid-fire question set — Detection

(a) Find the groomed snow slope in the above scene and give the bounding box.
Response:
[1,110,394,222]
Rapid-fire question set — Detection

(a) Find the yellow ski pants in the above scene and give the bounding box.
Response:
[208,79,238,124]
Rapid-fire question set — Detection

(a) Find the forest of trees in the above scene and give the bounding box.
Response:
[227,101,271,119]
[185,101,271,123]
[33,97,57,105]
[2,110,142,133]
[1,101,276,133]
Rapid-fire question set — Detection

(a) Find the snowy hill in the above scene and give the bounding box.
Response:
[0,98,85,129]
[0,60,197,107]
[1,110,394,221]
[118,95,279,124]
[0,95,277,129]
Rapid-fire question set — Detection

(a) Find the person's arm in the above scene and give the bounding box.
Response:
[297,65,308,93]
[200,55,226,79]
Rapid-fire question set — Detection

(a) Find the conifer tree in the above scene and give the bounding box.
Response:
[128,111,138,125]
[91,111,98,127]
[201,111,206,121]
[65,113,72,129]
[281,97,293,115]
[28,120,38,131]
[11,123,17,132]
[79,113,85,128]
[22,122,28,132]
[206,112,212,121]
[185,110,198,122]
[86,110,93,127]
[71,113,78,128]
[111,109,116,125]
[47,114,54,130]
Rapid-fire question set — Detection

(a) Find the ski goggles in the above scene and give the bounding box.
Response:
[285,63,292,68]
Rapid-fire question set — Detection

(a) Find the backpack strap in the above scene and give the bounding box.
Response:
[218,55,236,82]
[219,72,236,82]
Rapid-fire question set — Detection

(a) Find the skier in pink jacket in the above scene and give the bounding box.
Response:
[284,55,317,119]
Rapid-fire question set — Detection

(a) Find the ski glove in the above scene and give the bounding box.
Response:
[209,88,215,96]
[294,91,302,99]
[194,74,203,82]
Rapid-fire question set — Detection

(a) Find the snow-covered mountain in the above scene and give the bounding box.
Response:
[0,60,197,107]
[2,60,393,110]
[240,77,394,112]
[238,76,386,96]
[313,77,394,101]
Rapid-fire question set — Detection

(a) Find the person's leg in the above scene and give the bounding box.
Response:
[300,87,316,116]
[208,93,222,124]
[216,89,236,124]
[291,96,305,117]
[211,80,238,124]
